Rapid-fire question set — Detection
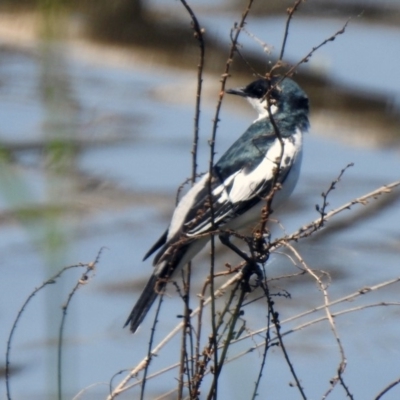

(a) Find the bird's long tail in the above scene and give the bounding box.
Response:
[123,273,165,333]
[124,240,201,333]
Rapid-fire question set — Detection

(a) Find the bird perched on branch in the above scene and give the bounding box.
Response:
[125,76,309,333]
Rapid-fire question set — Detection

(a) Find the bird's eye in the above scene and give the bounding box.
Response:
[257,89,264,97]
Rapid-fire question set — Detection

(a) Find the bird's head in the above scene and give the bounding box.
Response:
[226,77,309,122]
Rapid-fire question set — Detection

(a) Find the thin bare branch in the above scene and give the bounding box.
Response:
[260,278,307,399]
[279,0,304,60]
[207,2,255,397]
[315,163,354,226]
[178,3,206,395]
[58,263,97,400]
[284,18,350,77]
[251,310,272,400]
[232,277,400,348]
[208,280,246,400]
[6,248,104,400]
[375,377,400,400]
[72,382,109,400]
[140,293,164,400]
[127,300,400,394]
[273,180,400,246]
[179,0,205,185]
[284,242,349,398]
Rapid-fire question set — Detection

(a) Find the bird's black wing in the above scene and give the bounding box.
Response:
[181,123,285,236]
[143,229,168,261]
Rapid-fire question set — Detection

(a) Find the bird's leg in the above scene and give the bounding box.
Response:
[219,231,252,263]
[240,260,265,292]
[219,232,265,292]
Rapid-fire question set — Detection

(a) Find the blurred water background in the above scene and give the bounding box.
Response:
[1,0,400,399]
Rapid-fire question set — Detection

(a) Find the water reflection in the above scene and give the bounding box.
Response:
[1,2,400,399]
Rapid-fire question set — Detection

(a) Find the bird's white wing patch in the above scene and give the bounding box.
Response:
[213,171,239,204]
[167,173,210,241]
[227,132,299,204]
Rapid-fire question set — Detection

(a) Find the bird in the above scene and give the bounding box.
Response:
[125,76,310,333]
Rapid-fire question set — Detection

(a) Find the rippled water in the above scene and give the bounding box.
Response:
[1,10,400,400]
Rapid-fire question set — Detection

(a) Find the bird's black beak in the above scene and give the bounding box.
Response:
[226,87,247,97]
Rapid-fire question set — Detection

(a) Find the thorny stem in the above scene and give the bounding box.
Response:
[375,377,400,400]
[175,274,196,398]
[6,248,103,400]
[58,265,96,400]
[130,292,400,397]
[284,19,349,77]
[232,276,400,349]
[207,275,247,400]
[216,285,246,373]
[251,265,273,400]
[207,2,254,398]
[256,77,285,249]
[179,0,205,185]
[279,0,304,61]
[315,163,354,227]
[284,243,349,398]
[193,274,242,398]
[272,180,400,247]
[261,280,307,399]
[179,1,205,395]
[140,293,164,400]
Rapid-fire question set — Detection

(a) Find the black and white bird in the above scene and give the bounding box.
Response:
[125,76,309,333]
